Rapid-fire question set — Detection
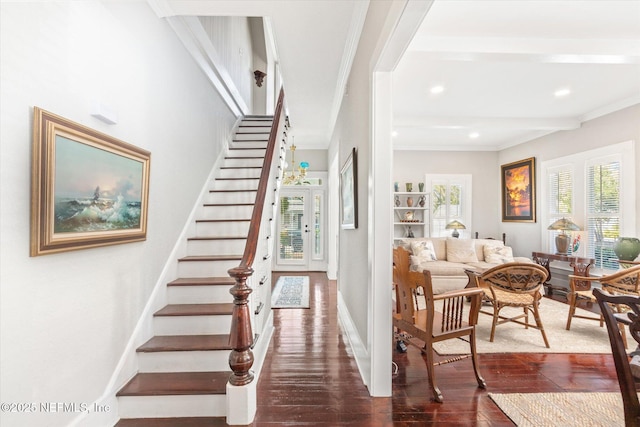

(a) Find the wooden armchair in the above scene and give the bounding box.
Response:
[393,247,486,402]
[468,263,550,348]
[566,265,640,348]
[474,232,506,245]
[593,288,640,427]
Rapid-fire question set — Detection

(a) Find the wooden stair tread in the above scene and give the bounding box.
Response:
[155,303,234,316]
[187,236,247,241]
[178,255,242,262]
[116,371,230,396]
[220,166,262,169]
[224,156,264,159]
[168,277,235,286]
[115,417,228,427]
[137,334,231,352]
[202,202,254,206]
[208,189,257,193]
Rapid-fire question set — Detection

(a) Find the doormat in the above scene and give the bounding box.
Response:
[271,276,310,308]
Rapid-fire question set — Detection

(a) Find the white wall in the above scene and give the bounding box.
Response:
[392,105,639,258]
[393,150,501,243]
[0,2,237,426]
[499,104,640,258]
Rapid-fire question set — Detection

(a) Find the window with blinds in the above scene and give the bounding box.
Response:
[587,159,621,269]
[540,141,634,272]
[547,167,574,253]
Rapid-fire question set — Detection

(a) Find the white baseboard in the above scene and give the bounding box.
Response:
[337,290,370,388]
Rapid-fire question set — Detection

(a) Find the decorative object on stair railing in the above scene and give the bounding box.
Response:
[283,138,310,185]
[253,69,266,87]
[340,147,358,229]
[30,107,150,256]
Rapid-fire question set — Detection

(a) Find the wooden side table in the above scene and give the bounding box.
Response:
[531,251,595,295]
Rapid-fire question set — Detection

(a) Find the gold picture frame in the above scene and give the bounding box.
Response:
[501,157,536,222]
[30,107,151,256]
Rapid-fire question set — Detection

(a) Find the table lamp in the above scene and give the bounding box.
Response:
[547,218,581,254]
[445,220,466,238]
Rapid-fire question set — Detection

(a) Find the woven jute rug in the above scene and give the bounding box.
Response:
[489,392,625,426]
[432,297,612,354]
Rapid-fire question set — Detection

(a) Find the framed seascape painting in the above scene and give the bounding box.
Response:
[30,107,151,256]
[340,147,358,229]
[501,157,536,223]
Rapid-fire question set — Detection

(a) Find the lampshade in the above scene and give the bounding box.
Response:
[445,220,466,238]
[547,218,581,232]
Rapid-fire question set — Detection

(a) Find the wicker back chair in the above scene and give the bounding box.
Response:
[393,247,486,402]
[567,265,640,347]
[469,262,550,348]
[593,288,640,427]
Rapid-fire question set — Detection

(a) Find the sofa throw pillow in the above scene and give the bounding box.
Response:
[484,244,515,264]
[410,240,437,262]
[446,238,478,263]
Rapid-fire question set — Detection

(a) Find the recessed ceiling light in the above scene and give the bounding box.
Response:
[469,132,479,139]
[554,88,571,97]
[430,85,444,94]
[392,131,398,138]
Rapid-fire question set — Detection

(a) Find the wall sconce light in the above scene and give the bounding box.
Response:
[254,70,266,87]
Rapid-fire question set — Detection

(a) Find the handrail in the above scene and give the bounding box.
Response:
[227,88,285,386]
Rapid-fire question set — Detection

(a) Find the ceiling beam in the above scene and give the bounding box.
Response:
[394,116,581,130]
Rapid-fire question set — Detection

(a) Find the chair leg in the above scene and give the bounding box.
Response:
[524,307,529,330]
[532,303,550,348]
[566,292,577,330]
[469,330,486,389]
[489,304,500,342]
[424,344,443,403]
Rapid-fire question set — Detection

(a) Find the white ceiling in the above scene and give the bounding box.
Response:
[155,0,640,151]
[393,0,640,151]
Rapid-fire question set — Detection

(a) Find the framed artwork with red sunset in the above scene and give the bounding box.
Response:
[501,157,536,222]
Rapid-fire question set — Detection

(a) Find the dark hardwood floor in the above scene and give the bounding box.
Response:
[254,272,622,426]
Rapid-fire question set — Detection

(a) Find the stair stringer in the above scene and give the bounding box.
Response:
[67,122,239,427]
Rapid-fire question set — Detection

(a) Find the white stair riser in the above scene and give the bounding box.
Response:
[224,158,264,168]
[199,205,254,219]
[237,125,271,132]
[227,148,266,157]
[233,134,269,142]
[187,239,247,256]
[167,284,234,304]
[195,221,250,236]
[210,180,259,191]
[153,315,232,335]
[137,350,231,373]
[216,168,261,179]
[118,395,226,418]
[229,142,268,151]
[206,192,256,205]
[178,259,241,277]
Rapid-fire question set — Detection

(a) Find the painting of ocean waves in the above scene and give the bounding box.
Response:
[55,194,141,233]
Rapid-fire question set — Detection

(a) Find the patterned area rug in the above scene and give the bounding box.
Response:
[271,276,310,308]
[489,392,626,426]
[432,297,612,354]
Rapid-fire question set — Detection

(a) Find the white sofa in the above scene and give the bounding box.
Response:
[396,237,533,294]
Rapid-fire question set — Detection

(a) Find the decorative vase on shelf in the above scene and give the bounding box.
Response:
[613,237,640,261]
[405,183,413,192]
[394,182,399,192]
[418,195,426,207]
[406,197,414,207]
[394,195,400,207]
[418,182,424,192]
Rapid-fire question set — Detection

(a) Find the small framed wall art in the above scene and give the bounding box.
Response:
[501,157,536,222]
[30,107,151,256]
[340,147,358,229]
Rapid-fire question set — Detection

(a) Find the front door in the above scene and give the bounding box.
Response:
[276,187,326,271]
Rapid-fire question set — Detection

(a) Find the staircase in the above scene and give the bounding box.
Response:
[114,116,277,426]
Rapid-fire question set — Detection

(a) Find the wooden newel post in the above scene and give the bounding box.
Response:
[228,266,255,386]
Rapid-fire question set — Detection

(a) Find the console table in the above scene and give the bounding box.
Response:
[531,251,595,295]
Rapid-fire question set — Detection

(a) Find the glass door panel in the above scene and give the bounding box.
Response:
[277,192,307,265]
